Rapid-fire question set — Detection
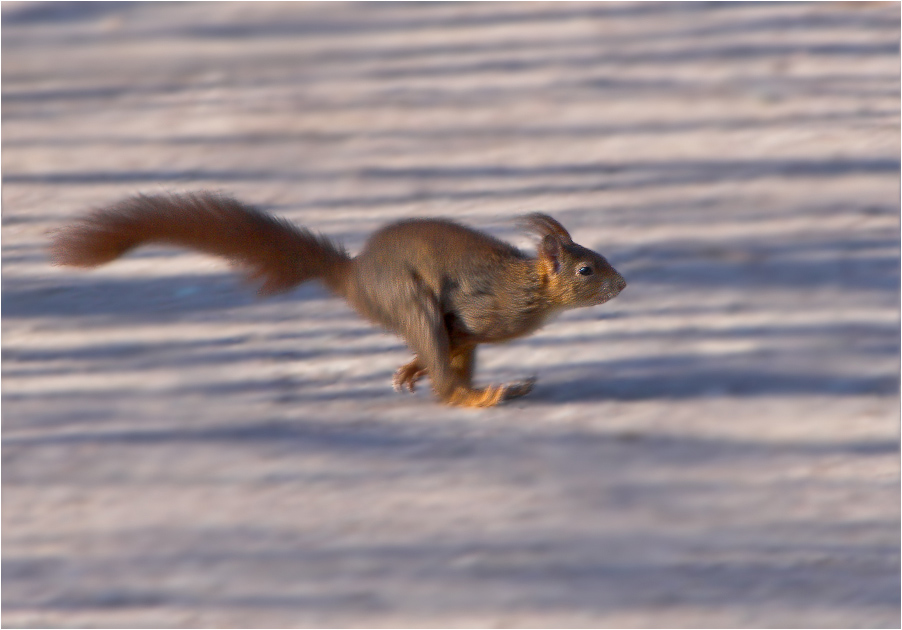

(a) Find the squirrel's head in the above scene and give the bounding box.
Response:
[522,213,627,309]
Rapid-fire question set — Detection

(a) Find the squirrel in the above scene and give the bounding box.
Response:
[49,192,626,408]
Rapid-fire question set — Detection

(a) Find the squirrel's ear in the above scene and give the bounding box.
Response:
[540,234,563,273]
[521,213,573,245]
[522,213,571,274]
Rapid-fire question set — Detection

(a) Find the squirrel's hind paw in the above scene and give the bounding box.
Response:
[503,376,537,401]
[447,377,537,408]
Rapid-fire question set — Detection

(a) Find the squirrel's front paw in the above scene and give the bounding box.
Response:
[393,360,427,393]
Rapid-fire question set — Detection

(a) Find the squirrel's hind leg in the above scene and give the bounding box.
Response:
[392,341,475,395]
[449,343,476,384]
[443,343,536,407]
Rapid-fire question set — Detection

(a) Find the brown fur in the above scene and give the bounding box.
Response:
[50,192,626,408]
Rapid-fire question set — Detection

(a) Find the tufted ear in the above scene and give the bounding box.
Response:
[520,213,573,244]
[521,213,572,274]
[540,233,563,273]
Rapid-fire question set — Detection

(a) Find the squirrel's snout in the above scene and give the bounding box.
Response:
[594,273,626,305]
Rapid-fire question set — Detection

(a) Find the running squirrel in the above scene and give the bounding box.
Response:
[50,192,626,408]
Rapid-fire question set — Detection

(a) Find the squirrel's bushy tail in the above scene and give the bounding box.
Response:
[49,192,352,296]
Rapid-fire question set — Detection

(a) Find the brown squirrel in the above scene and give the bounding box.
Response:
[50,192,626,408]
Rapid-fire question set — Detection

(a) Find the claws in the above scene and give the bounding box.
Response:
[502,376,537,401]
[392,361,427,393]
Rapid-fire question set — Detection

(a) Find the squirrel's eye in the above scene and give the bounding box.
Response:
[578,266,593,276]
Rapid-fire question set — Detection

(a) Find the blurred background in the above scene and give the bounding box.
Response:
[3,2,899,627]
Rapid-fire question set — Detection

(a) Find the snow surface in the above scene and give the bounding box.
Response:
[3,2,899,627]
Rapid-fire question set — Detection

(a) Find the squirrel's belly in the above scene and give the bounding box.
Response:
[460,304,563,344]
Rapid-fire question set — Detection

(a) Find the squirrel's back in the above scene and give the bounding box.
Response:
[357,218,524,279]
